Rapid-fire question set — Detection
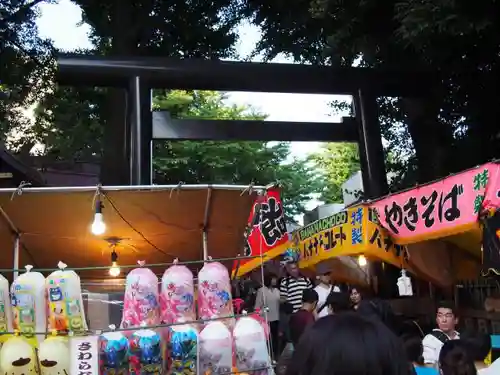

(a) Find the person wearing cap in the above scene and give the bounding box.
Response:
[314,263,340,318]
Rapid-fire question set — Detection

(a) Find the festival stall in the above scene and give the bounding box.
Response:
[290,204,414,287]
[371,161,500,360]
[371,161,500,288]
[0,184,277,375]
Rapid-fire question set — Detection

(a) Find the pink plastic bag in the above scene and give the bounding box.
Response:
[160,260,195,324]
[121,262,160,329]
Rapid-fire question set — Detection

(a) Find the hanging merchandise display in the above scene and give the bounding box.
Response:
[199,321,233,375]
[121,262,161,329]
[0,274,13,344]
[10,265,47,347]
[167,323,198,375]
[234,315,273,375]
[160,260,196,325]
[397,270,413,296]
[38,335,70,375]
[0,335,39,375]
[46,261,88,333]
[128,326,163,374]
[198,261,234,328]
[99,327,129,375]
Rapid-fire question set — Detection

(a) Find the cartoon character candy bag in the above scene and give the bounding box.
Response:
[121,261,160,329]
[197,260,234,328]
[46,261,87,333]
[199,321,233,375]
[160,259,195,324]
[234,315,272,375]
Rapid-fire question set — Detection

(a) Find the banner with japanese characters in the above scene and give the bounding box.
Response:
[371,162,500,245]
[70,335,99,375]
[232,188,290,277]
[296,205,405,270]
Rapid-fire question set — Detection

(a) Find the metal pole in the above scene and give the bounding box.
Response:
[202,231,209,261]
[0,184,267,194]
[353,89,389,199]
[13,236,20,279]
[129,76,142,185]
[202,188,213,260]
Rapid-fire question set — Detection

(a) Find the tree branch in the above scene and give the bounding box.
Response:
[0,0,47,25]
[5,39,43,68]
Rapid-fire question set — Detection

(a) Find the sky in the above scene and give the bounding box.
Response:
[35,0,353,214]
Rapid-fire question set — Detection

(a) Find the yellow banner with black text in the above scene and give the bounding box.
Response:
[294,205,407,269]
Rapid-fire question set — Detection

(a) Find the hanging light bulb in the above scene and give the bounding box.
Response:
[91,198,106,235]
[109,249,120,277]
[358,255,367,267]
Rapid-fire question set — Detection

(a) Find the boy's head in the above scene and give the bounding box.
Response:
[326,292,351,315]
[402,335,423,364]
[302,288,319,311]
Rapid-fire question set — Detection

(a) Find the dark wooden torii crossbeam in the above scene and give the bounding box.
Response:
[56,55,435,199]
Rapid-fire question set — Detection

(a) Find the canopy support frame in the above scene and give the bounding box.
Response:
[202,187,213,260]
[0,205,21,278]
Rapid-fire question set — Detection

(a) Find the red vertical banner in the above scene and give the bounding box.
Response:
[232,188,290,277]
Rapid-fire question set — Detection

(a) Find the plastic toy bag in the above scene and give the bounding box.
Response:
[0,274,13,343]
[168,323,198,375]
[199,321,233,375]
[160,260,195,324]
[99,326,129,375]
[234,315,273,375]
[46,261,88,333]
[198,261,234,327]
[121,262,160,329]
[11,265,47,346]
[39,335,70,375]
[128,328,163,374]
[0,335,38,375]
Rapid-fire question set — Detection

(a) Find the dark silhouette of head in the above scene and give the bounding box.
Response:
[286,312,413,375]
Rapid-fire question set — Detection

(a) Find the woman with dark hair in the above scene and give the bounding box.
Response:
[439,340,477,375]
[286,312,415,375]
[349,287,362,310]
[255,273,280,359]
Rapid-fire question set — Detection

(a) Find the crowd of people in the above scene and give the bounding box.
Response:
[254,262,500,375]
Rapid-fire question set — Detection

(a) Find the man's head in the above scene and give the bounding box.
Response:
[302,288,319,312]
[436,300,458,333]
[462,332,491,363]
[286,262,300,278]
[316,264,331,285]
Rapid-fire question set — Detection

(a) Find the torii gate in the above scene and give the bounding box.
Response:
[56,55,433,199]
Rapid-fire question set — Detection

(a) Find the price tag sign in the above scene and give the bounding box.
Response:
[70,335,99,375]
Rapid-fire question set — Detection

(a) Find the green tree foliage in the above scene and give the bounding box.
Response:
[34,88,320,217]
[243,0,500,188]
[0,0,53,139]
[309,143,360,203]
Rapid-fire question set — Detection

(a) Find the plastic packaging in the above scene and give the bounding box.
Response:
[199,321,233,375]
[46,261,88,332]
[160,260,195,324]
[121,262,160,329]
[11,265,47,346]
[198,261,234,327]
